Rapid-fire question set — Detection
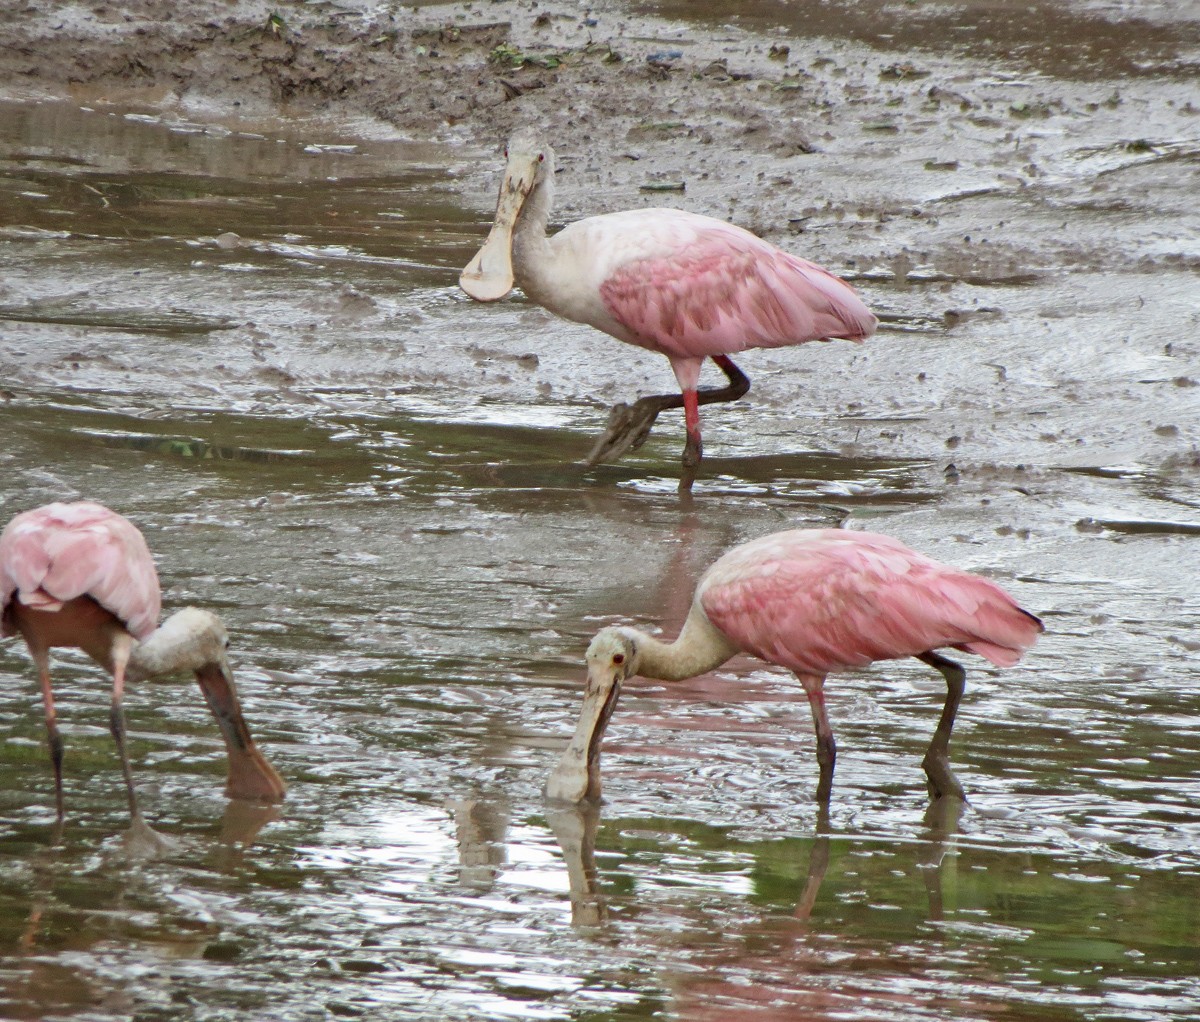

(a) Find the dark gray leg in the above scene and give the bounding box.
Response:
[107,654,147,828]
[805,685,837,804]
[109,640,174,854]
[916,651,967,801]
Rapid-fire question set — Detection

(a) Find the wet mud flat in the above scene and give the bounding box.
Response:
[1,1,1199,1020]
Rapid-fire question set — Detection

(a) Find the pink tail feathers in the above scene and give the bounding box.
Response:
[779,253,877,341]
[955,602,1044,667]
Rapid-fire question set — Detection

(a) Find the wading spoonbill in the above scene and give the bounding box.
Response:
[460,129,877,488]
[545,529,1042,805]
[1,502,286,844]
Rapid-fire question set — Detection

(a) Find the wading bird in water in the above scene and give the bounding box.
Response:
[1,502,286,847]
[545,529,1042,806]
[459,129,877,488]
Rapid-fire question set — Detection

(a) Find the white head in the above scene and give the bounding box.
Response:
[459,128,557,302]
[544,626,641,804]
[585,626,641,685]
[502,127,557,188]
[152,607,229,672]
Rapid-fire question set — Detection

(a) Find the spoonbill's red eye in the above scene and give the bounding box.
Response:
[612,653,625,665]
[538,153,545,162]
[503,147,509,157]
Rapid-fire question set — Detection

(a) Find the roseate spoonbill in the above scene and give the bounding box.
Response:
[460,129,877,486]
[545,529,1042,805]
[1,501,286,843]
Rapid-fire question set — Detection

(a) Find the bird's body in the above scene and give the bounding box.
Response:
[1,501,161,644]
[545,528,1042,805]
[518,208,875,366]
[461,130,876,485]
[696,530,1038,677]
[1,501,285,844]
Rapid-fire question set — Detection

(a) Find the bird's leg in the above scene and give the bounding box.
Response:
[30,647,66,824]
[800,675,837,803]
[107,633,147,828]
[108,634,174,855]
[681,389,703,468]
[586,392,684,465]
[917,651,967,802]
[585,356,751,467]
[708,355,751,403]
[678,389,702,492]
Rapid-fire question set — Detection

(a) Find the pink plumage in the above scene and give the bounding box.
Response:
[699,529,1042,680]
[0,501,161,641]
[598,215,876,362]
[3,501,286,832]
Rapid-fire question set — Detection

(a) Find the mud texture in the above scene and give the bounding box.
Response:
[2,0,1197,473]
[2,5,1200,1021]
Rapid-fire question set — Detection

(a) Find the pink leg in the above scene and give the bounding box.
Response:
[586,356,750,466]
[30,647,66,822]
[681,389,702,464]
[678,389,703,492]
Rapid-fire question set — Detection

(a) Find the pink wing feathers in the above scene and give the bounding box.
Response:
[0,502,161,640]
[598,217,877,362]
[698,529,1042,677]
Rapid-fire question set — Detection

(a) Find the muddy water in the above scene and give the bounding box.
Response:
[635,0,1200,80]
[0,70,1198,1022]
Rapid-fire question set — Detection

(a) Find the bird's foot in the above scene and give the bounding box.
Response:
[922,751,966,803]
[586,395,676,465]
[120,816,179,859]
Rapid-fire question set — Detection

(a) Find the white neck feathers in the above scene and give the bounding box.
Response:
[631,606,740,682]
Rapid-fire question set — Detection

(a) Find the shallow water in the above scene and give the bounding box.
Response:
[1,29,1199,1022]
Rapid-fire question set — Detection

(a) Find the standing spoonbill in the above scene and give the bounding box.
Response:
[460,129,877,487]
[544,529,1042,806]
[1,501,286,844]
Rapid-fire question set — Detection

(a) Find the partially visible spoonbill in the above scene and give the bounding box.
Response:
[0,501,286,844]
[460,129,877,486]
[544,529,1042,806]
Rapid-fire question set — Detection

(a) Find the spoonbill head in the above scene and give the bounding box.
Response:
[460,128,555,302]
[544,626,640,803]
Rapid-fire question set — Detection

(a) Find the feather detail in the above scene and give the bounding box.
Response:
[0,502,161,639]
[597,217,876,360]
[698,529,1042,676]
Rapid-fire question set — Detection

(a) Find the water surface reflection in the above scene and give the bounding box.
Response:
[1,93,1198,1022]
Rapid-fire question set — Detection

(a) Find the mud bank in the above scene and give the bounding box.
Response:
[2,1,1197,475]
